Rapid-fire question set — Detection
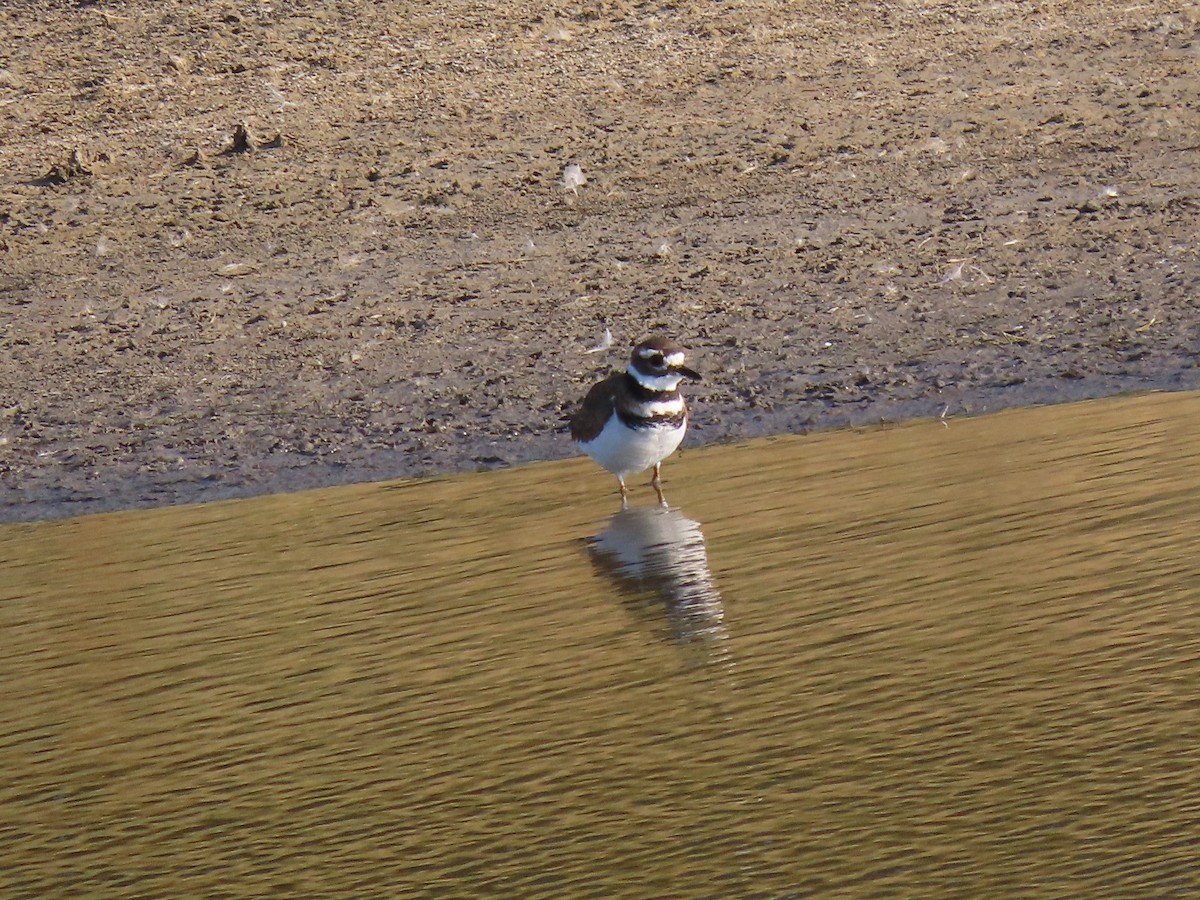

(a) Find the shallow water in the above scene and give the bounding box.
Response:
[3,392,1199,896]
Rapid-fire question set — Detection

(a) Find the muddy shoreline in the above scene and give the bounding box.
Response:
[3,1,1199,521]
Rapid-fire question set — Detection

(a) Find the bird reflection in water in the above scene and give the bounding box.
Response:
[587,503,729,664]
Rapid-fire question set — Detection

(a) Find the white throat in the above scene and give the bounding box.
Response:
[628,365,685,392]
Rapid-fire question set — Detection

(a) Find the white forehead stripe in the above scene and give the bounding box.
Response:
[636,347,686,365]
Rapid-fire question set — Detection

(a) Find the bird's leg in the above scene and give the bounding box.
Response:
[617,476,629,509]
[651,464,667,507]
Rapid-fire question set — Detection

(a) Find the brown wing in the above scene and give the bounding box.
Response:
[569,372,624,442]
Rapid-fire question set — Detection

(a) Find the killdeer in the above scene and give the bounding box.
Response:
[570,336,701,503]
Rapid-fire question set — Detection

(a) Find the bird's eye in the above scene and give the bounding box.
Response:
[650,353,664,366]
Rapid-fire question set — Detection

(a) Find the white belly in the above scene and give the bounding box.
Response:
[578,414,687,479]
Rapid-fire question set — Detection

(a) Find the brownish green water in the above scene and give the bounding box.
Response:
[3,392,1199,896]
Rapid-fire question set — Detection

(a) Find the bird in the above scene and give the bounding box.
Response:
[569,335,701,504]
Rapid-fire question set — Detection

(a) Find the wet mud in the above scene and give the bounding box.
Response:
[3,0,1199,519]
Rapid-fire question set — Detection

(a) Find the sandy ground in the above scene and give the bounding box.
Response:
[2,0,1199,520]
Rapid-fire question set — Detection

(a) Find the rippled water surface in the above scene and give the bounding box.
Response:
[4,393,1200,895]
